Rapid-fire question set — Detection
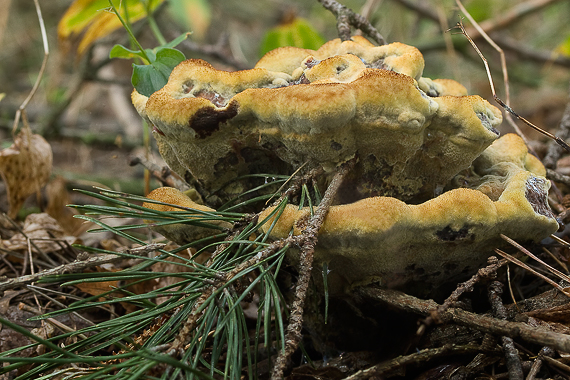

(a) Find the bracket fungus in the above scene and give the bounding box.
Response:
[134,37,559,295]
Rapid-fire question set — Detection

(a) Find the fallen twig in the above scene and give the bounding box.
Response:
[358,286,570,353]
[488,281,524,379]
[526,346,555,380]
[418,256,507,335]
[271,157,356,379]
[495,248,569,295]
[499,234,570,294]
[547,168,570,187]
[344,343,488,379]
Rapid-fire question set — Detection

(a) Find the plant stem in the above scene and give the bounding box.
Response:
[108,0,151,63]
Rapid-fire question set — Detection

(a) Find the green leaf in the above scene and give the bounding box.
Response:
[260,18,325,57]
[164,32,191,49]
[132,47,186,96]
[109,44,145,60]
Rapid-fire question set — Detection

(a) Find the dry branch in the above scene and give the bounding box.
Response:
[488,281,524,379]
[344,343,488,379]
[271,158,355,379]
[418,256,507,335]
[358,286,570,353]
[452,10,570,152]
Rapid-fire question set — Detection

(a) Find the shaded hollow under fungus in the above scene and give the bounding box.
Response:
[134,36,558,295]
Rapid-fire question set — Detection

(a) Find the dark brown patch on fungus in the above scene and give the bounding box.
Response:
[189,102,239,139]
[435,225,470,241]
[330,140,343,151]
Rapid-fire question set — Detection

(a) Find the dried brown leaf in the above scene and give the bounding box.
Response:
[1,213,77,254]
[75,278,120,299]
[0,128,52,219]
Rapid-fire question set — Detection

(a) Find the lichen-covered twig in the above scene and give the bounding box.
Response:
[488,281,524,379]
[0,243,166,293]
[317,0,386,45]
[271,157,356,379]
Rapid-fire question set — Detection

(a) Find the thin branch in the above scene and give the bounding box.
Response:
[417,256,508,335]
[271,157,356,379]
[547,168,570,187]
[526,346,555,380]
[494,248,569,295]
[452,10,570,152]
[317,0,386,45]
[358,286,570,353]
[454,1,534,151]
[501,234,570,287]
[344,343,488,380]
[488,281,524,379]
[0,244,166,293]
[393,0,564,38]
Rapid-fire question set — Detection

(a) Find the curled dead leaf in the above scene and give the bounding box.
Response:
[0,128,53,219]
[1,213,77,254]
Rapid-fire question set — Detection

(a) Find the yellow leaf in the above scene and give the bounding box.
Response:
[555,35,570,57]
[58,0,165,56]
[58,0,109,40]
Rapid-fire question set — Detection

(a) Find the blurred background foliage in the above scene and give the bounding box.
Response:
[0,0,570,195]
